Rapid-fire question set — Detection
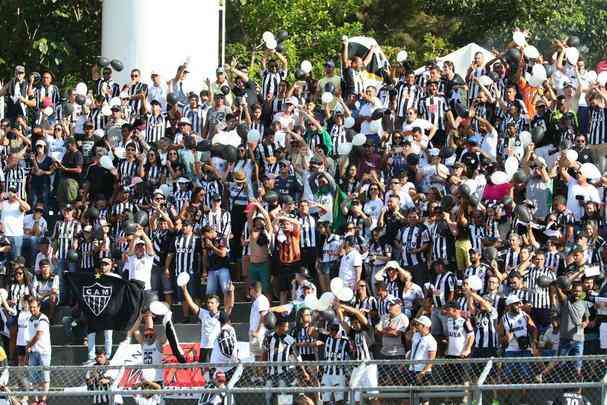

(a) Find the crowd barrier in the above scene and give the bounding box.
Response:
[0,355,605,404]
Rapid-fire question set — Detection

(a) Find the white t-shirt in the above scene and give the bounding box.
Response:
[16,310,31,347]
[28,313,51,354]
[409,331,438,371]
[0,200,24,237]
[249,294,270,334]
[125,254,154,290]
[480,129,498,160]
[23,214,48,236]
[198,308,221,349]
[363,199,384,231]
[339,249,363,288]
[566,178,600,221]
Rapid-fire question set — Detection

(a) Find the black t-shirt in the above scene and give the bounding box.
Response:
[553,392,590,405]
[61,150,84,180]
[86,163,116,200]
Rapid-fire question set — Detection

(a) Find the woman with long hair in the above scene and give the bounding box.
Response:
[143,148,167,188]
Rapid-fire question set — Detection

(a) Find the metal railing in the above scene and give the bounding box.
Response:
[0,355,605,404]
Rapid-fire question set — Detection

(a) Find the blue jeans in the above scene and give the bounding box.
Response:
[88,330,113,360]
[206,267,231,295]
[559,339,584,371]
[6,236,23,260]
[504,350,533,382]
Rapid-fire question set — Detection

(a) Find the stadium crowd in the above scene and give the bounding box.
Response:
[0,30,604,405]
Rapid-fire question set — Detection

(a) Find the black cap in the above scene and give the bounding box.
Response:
[150,99,161,106]
[443,301,458,309]
[211,193,222,201]
[39,237,51,245]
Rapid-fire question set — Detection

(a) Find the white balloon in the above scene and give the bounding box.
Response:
[344,116,355,129]
[262,31,275,43]
[369,120,382,133]
[532,64,547,81]
[584,70,598,83]
[42,106,54,116]
[300,60,313,74]
[523,45,540,60]
[247,128,261,143]
[321,92,334,104]
[467,275,483,292]
[580,162,601,180]
[177,272,190,287]
[396,50,408,63]
[565,149,578,163]
[99,155,114,170]
[337,142,353,156]
[512,31,527,47]
[330,277,344,294]
[149,301,169,316]
[75,82,87,96]
[565,47,579,65]
[490,170,509,185]
[519,130,532,147]
[265,37,277,50]
[101,105,112,116]
[335,286,354,302]
[504,156,519,176]
[352,133,366,146]
[317,292,335,311]
[478,75,493,87]
[159,184,172,197]
[304,294,319,310]
[598,71,607,86]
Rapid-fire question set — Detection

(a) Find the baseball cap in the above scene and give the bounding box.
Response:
[415,315,432,328]
[570,244,585,254]
[15,65,25,73]
[505,295,521,306]
[100,257,112,264]
[467,135,481,145]
[35,140,46,147]
[216,67,225,75]
[83,225,93,233]
[286,96,299,107]
[325,60,336,68]
[178,117,192,126]
[135,239,146,246]
[387,297,402,306]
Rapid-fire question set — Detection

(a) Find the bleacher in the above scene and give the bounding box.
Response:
[50,281,255,365]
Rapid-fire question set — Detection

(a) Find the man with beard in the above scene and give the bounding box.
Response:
[395,209,431,284]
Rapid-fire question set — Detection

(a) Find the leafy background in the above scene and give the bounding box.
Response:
[0,0,605,88]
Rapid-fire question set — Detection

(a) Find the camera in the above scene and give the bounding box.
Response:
[516,335,530,350]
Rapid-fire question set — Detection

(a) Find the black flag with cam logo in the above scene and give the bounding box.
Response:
[66,272,144,332]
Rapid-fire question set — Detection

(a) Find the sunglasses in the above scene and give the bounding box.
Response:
[16,272,23,275]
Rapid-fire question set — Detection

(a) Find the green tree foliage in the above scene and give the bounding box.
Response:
[425,0,607,65]
[0,0,101,88]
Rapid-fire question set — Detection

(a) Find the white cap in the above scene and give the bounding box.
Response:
[179,117,192,126]
[35,140,46,147]
[415,315,432,328]
[429,148,440,157]
[93,129,105,137]
[505,295,521,306]
[177,177,190,184]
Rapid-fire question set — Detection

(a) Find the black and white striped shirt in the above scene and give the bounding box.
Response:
[263,332,301,376]
[395,83,423,118]
[464,264,491,294]
[292,326,315,357]
[502,249,520,272]
[418,95,450,131]
[329,124,347,157]
[182,105,207,135]
[468,224,485,253]
[173,190,192,214]
[86,366,113,404]
[356,296,378,326]
[2,166,27,200]
[145,113,168,144]
[117,159,140,187]
[473,307,498,350]
[588,107,607,145]
[466,67,486,103]
[432,272,456,308]
[352,330,372,360]
[545,251,564,274]
[399,224,431,266]
[52,220,81,259]
[261,69,287,99]
[203,210,232,239]
[144,163,167,186]
[298,215,317,248]
[80,238,96,270]
[319,334,352,376]
[89,108,107,131]
[525,267,555,309]
[173,233,199,274]
[128,82,148,116]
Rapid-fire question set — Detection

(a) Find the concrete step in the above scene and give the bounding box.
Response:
[50,321,251,346]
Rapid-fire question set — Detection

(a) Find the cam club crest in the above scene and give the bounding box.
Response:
[82,282,113,316]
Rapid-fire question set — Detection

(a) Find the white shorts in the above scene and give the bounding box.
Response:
[350,364,379,401]
[321,373,346,402]
[600,323,607,349]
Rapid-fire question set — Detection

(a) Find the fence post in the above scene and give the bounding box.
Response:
[602,366,607,405]
[473,358,493,405]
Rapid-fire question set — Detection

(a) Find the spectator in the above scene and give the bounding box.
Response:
[0,187,30,259]
[26,297,51,404]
